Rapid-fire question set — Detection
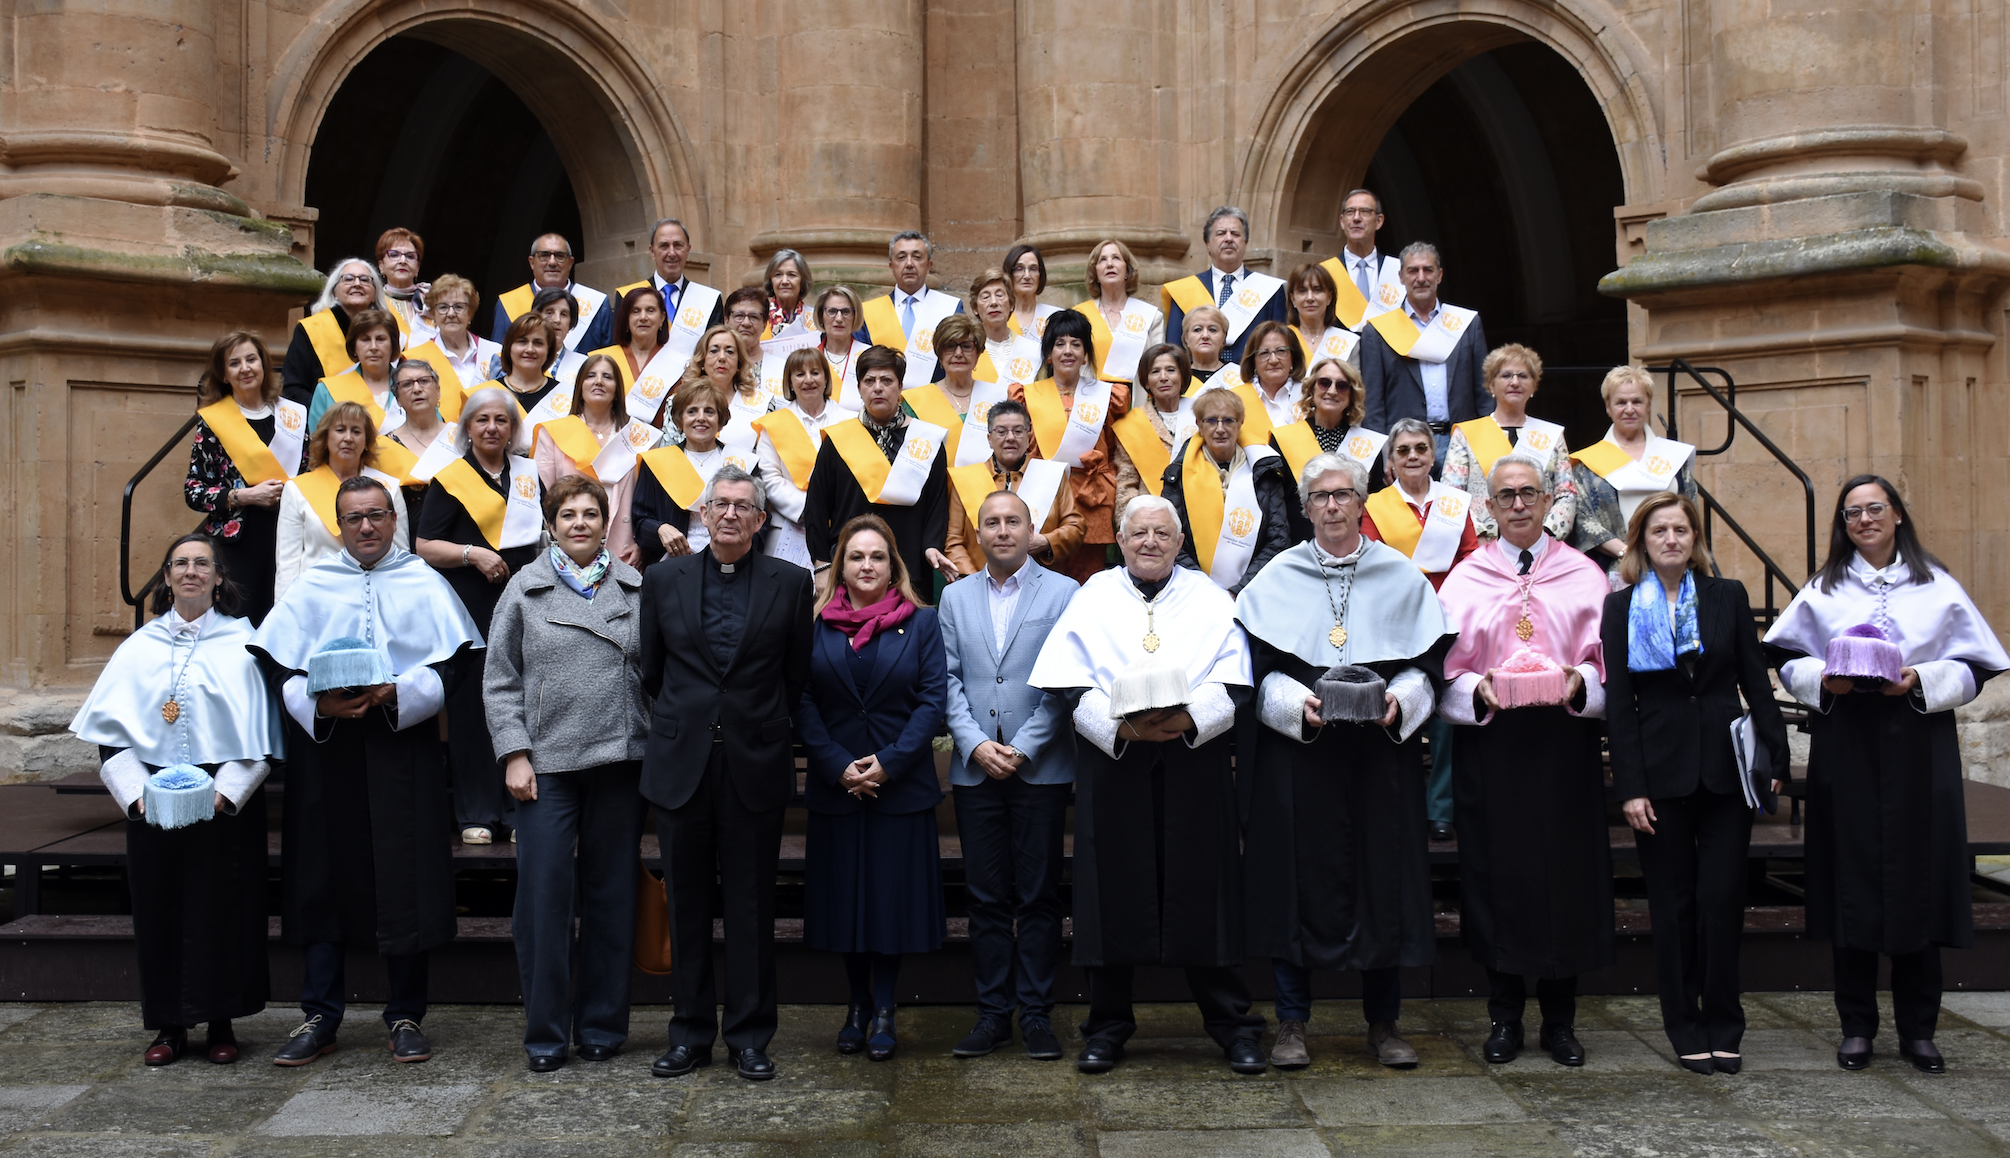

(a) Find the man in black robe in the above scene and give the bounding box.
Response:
[1028,496,1266,1075]
[1235,453,1452,1069]
[251,476,479,1067]
[800,345,949,585]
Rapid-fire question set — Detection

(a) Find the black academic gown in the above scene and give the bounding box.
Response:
[799,428,949,582]
[1452,698,1615,978]
[1069,694,1252,968]
[1238,639,1445,972]
[107,748,271,1029]
[268,650,468,956]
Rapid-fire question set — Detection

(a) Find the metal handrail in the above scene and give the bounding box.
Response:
[1693,482,1802,625]
[119,414,201,630]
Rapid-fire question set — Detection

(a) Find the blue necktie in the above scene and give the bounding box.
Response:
[900,294,916,338]
[662,280,679,320]
[1215,273,1234,307]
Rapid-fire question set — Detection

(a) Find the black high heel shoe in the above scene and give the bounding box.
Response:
[836,1004,869,1055]
[1678,1053,1715,1075]
[867,1007,897,1062]
[1712,1051,1742,1075]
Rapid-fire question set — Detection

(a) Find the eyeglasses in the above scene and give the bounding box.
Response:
[1199,416,1239,428]
[824,307,856,319]
[989,424,1030,437]
[940,342,977,354]
[167,557,216,572]
[381,249,418,262]
[1495,370,1534,383]
[338,509,395,528]
[728,312,765,324]
[1491,487,1543,508]
[336,273,373,285]
[707,500,759,516]
[1341,208,1378,220]
[431,301,468,315]
[1306,488,1360,507]
[530,250,571,261]
[1391,441,1433,459]
[1254,347,1292,360]
[1842,503,1890,523]
[1311,377,1349,390]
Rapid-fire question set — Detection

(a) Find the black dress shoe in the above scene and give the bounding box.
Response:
[1077,1038,1124,1073]
[528,1054,566,1073]
[1679,1054,1716,1075]
[144,1028,187,1067]
[836,1004,869,1055]
[272,1016,338,1067]
[1024,1021,1064,1061]
[1900,1039,1945,1074]
[1713,1052,1743,1075]
[1226,1037,1267,1074]
[575,1043,619,1062]
[652,1044,713,1077]
[386,1019,432,1063]
[1430,821,1455,842]
[734,1047,776,1081]
[1836,1036,1872,1070]
[954,1018,1009,1058]
[866,1008,898,1062]
[1482,1021,1523,1064]
[1540,1024,1585,1067]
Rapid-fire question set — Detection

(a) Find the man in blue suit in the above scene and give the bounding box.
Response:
[1161,207,1291,367]
[940,489,1080,1062]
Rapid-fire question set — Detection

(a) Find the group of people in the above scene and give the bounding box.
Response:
[72,200,2008,1085]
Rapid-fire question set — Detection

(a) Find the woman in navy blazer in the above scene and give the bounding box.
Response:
[796,515,948,1062]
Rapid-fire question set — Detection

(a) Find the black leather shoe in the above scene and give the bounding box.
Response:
[1024,1021,1064,1061]
[1713,1052,1743,1075]
[528,1054,565,1073]
[1430,821,1455,842]
[954,1018,1009,1058]
[272,1016,338,1067]
[1482,1021,1523,1064]
[386,1019,431,1063]
[1540,1024,1585,1067]
[1900,1039,1945,1074]
[1226,1037,1267,1074]
[1077,1038,1124,1073]
[652,1044,713,1077]
[1836,1036,1872,1071]
[734,1047,776,1081]
[866,1007,898,1062]
[836,1004,869,1055]
[575,1043,618,1062]
[1679,1054,1716,1075]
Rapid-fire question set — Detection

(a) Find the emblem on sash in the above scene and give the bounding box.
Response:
[678,306,703,330]
[1227,507,1256,537]
[1073,401,1103,426]
[279,408,304,432]
[914,330,934,354]
[627,425,655,449]
[1646,455,1673,477]
[637,376,668,400]
[1347,435,1373,460]
[1376,284,1402,307]
[903,436,933,462]
[1322,334,1348,357]
[971,401,994,424]
[1034,317,1049,337]
[1008,357,1036,382]
[551,393,572,415]
[1236,288,1260,309]
[513,474,536,500]
[1437,495,1465,520]
[1440,313,1464,333]
[1524,431,1552,451]
[1123,313,1147,334]
[725,454,750,471]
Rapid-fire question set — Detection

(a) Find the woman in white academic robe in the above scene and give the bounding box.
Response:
[68,534,283,1066]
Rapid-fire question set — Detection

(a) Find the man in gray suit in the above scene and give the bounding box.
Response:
[1359,242,1493,468]
[940,489,1080,1062]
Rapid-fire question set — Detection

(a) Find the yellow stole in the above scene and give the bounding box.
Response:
[860,295,905,349]
[1456,417,1515,476]
[300,311,354,379]
[292,466,345,540]
[432,458,509,548]
[374,439,421,486]
[1160,274,1211,317]
[197,399,287,484]
[615,279,650,299]
[398,340,463,421]
[1365,486,1425,558]
[1110,407,1172,498]
[823,419,895,500]
[1183,375,1212,398]
[1569,439,1634,479]
[586,344,636,390]
[1021,379,1074,460]
[1230,384,1277,446]
[541,415,608,479]
[322,369,387,426]
[1180,437,1228,576]
[1270,420,1324,484]
[498,284,538,324]
[948,461,1002,526]
[901,384,964,432]
[637,445,707,510]
[1072,300,1135,383]
[752,410,818,490]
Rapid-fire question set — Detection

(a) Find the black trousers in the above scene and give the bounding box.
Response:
[1634,787,1752,1054]
[657,746,786,1054]
[1833,944,1943,1041]
[300,941,428,1030]
[952,777,1071,1025]
[1486,969,1577,1028]
[446,675,512,832]
[1080,964,1264,1048]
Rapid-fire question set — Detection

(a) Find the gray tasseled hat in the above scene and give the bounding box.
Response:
[1315,664,1387,724]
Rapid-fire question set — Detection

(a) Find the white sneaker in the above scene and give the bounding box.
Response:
[460,826,493,846]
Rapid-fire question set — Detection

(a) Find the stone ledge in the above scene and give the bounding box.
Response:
[1598,225,2010,298]
[0,238,324,294]
[0,688,94,786]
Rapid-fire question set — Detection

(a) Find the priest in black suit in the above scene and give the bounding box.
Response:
[640,463,816,1082]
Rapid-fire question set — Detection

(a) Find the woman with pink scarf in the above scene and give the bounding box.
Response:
[795,515,948,1064]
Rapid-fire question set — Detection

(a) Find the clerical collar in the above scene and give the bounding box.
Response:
[1127,569,1172,601]
[708,549,746,576]
[1312,538,1365,568]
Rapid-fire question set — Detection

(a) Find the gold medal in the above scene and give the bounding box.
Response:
[1514,616,1534,642]
[1329,624,1347,648]
[162,700,180,724]
[1142,632,1161,653]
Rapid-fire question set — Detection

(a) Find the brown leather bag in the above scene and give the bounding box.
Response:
[633,860,674,975]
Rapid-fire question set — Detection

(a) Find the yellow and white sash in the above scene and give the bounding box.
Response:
[905,381,1008,468]
[949,458,1068,531]
[1184,439,1278,588]
[759,330,823,399]
[435,455,543,549]
[717,421,760,476]
[862,291,961,388]
[824,417,947,507]
[1572,431,1694,526]
[292,466,346,540]
[407,424,461,483]
[979,333,1043,390]
[1219,273,1285,341]
[300,311,354,380]
[1457,414,1565,477]
[1110,405,1180,498]
[1318,254,1403,330]
[501,283,607,354]
[1369,302,1478,365]
[1008,305,1059,339]
[1367,482,1470,574]
[544,416,659,484]
[619,342,686,424]
[1291,325,1360,365]
[751,409,820,490]
[1024,378,1113,467]
[820,344,861,411]
[322,369,390,427]
[638,445,709,512]
[1076,298,1156,383]
[199,399,306,485]
[610,279,720,391]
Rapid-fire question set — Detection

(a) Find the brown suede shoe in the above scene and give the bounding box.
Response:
[1269,1019,1311,1069]
[1369,1021,1419,1068]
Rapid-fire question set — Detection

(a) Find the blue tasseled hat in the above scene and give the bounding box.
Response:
[306,636,393,694]
[143,764,215,829]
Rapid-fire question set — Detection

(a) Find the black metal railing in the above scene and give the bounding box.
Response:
[119,414,200,630]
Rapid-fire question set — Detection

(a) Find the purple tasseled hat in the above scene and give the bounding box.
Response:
[1823,623,1904,685]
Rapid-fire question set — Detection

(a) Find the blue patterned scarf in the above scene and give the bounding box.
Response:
[1628,568,1702,672]
[550,544,611,600]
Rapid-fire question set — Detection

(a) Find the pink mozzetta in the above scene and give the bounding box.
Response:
[1438,539,1608,688]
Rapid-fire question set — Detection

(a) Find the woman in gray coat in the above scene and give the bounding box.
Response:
[484,474,649,1072]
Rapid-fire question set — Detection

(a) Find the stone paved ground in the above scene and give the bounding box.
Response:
[4,994,2010,1156]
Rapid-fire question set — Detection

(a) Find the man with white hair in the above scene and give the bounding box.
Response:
[1434,452,1612,1068]
[1028,495,1266,1075]
[1234,453,1453,1070]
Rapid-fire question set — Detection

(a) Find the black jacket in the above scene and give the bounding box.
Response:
[1163,442,1293,594]
[1602,575,1791,802]
[1358,312,1493,432]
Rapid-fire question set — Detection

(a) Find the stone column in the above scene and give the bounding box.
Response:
[747,0,926,290]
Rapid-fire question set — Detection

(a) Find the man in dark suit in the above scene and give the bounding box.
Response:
[639,464,816,1082]
[1360,242,1493,468]
[1161,207,1291,367]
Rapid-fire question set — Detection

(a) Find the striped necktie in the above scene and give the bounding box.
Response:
[1215,273,1234,307]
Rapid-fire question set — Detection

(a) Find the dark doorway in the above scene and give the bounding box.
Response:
[304,36,583,321]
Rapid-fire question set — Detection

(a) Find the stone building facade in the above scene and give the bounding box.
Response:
[3,0,2007,778]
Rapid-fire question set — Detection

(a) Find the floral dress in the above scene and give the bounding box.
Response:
[183,410,302,623]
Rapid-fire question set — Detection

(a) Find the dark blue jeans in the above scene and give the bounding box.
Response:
[512,761,646,1058]
[1426,717,1455,825]
[300,941,427,1030]
[1271,961,1402,1024]
[952,776,1071,1026]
